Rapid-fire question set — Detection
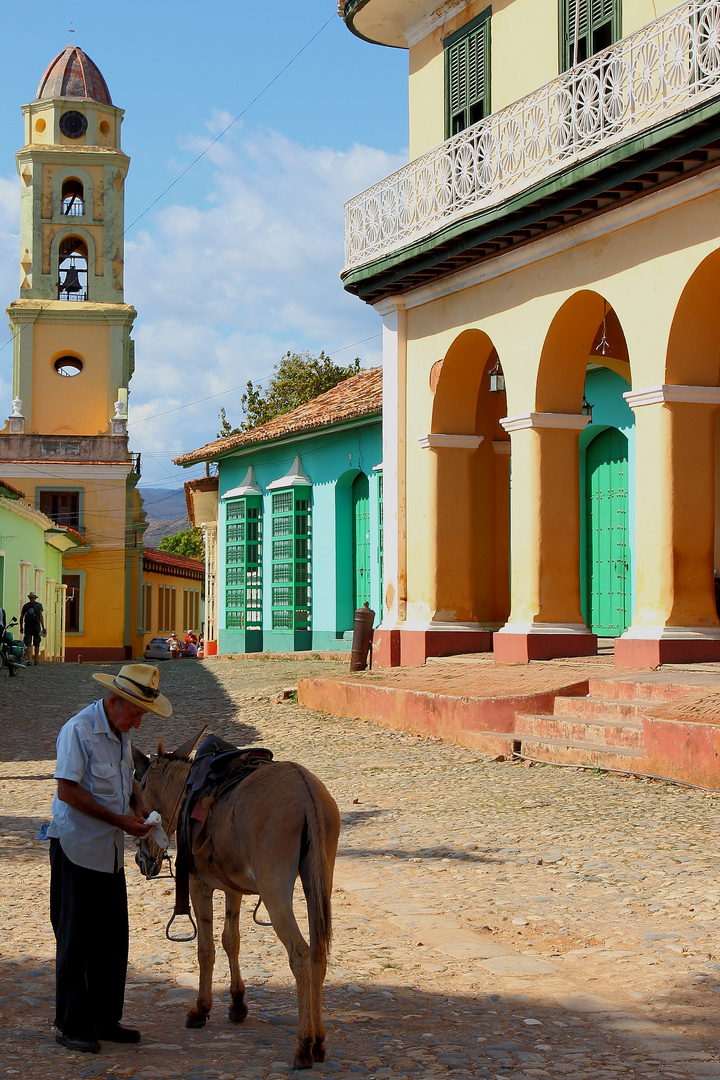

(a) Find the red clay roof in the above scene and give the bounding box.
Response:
[0,478,26,499]
[143,547,204,580]
[174,367,382,467]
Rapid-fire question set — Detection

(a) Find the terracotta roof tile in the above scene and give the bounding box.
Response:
[0,478,26,499]
[174,367,382,467]
[143,547,204,579]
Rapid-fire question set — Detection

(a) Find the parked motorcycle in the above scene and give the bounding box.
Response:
[1,618,27,676]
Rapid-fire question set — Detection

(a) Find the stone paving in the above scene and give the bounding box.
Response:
[2,656,720,1080]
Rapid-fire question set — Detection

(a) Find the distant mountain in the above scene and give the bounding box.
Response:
[138,487,191,547]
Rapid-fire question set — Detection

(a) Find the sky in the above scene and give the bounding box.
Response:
[0,1,409,488]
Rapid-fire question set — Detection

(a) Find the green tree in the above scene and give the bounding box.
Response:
[159,526,205,560]
[218,351,362,435]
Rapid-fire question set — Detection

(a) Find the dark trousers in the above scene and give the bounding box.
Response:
[49,838,129,1036]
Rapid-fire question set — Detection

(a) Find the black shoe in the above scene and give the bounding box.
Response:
[55,1031,100,1053]
[96,1024,141,1044]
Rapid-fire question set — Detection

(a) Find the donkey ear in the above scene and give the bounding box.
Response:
[167,724,208,761]
[132,745,151,781]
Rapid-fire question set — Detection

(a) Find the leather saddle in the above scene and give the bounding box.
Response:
[172,734,274,926]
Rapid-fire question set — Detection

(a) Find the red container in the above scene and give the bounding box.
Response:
[205,640,218,656]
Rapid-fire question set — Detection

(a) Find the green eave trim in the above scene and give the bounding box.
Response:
[180,412,383,468]
[343,0,407,48]
[342,94,720,296]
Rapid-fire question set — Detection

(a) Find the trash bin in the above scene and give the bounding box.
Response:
[350,602,375,672]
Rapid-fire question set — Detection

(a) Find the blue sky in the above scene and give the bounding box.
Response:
[0,1,408,488]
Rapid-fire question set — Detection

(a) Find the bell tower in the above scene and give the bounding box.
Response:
[1,47,145,662]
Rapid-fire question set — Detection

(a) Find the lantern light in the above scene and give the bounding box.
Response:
[488,359,505,393]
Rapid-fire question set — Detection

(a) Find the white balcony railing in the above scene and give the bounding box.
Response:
[344,0,720,271]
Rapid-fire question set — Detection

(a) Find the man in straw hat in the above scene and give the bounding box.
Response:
[45,664,172,1054]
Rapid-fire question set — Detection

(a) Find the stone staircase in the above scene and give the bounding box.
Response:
[513,679,648,770]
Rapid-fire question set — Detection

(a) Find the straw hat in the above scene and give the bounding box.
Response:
[92,663,173,718]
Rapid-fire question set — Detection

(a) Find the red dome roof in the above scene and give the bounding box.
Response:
[36,47,112,105]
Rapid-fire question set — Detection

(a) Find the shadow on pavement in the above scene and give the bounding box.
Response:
[3,951,720,1080]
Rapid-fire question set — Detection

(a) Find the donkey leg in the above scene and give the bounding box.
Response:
[309,951,328,1062]
[186,879,215,1029]
[222,890,247,1022]
[263,893,314,1070]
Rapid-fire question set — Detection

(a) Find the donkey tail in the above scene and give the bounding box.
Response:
[301,777,339,957]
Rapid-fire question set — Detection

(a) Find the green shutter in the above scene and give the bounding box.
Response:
[445,8,491,137]
[560,0,621,71]
[352,473,370,609]
[271,488,311,632]
[225,496,262,631]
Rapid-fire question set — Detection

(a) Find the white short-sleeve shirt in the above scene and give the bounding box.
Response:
[47,698,133,873]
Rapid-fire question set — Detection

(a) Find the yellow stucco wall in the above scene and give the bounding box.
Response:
[397,177,720,630]
[31,321,112,435]
[407,0,686,159]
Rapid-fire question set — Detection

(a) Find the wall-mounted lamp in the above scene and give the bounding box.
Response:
[582,394,593,422]
[488,359,505,393]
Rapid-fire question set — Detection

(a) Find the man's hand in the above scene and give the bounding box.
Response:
[115,813,151,838]
[57,779,150,836]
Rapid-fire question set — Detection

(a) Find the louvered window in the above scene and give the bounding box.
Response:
[224,496,262,632]
[271,488,311,632]
[560,0,621,70]
[445,8,491,137]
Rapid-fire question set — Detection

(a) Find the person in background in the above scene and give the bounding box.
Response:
[167,632,181,660]
[20,590,45,665]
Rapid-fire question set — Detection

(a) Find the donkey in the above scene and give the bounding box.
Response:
[133,738,340,1070]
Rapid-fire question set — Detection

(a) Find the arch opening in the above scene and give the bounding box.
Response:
[58,236,88,301]
[61,178,84,217]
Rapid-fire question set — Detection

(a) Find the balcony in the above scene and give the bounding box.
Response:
[344,0,720,293]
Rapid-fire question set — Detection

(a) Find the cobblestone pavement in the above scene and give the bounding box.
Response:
[2,657,720,1080]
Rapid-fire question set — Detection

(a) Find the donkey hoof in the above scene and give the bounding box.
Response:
[228,1000,248,1023]
[185,1010,208,1029]
[312,1042,326,1063]
[293,1052,314,1070]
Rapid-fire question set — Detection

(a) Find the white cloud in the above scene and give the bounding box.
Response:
[125,125,402,482]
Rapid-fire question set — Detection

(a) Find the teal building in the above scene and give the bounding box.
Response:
[177,369,383,655]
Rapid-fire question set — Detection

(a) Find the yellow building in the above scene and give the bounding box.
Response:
[141,548,204,650]
[341,0,720,668]
[0,47,145,661]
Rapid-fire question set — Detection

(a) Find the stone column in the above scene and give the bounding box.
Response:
[397,433,492,666]
[371,297,407,668]
[615,385,720,667]
[494,411,596,663]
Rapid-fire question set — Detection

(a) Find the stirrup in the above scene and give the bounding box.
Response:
[166,909,197,942]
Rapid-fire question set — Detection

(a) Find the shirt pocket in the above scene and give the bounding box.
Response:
[90,760,117,798]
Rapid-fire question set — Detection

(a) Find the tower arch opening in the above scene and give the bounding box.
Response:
[61,178,84,217]
[58,236,88,301]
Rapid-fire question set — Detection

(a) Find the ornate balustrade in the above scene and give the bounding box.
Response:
[344,0,720,271]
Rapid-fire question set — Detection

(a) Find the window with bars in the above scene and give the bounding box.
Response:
[183,588,201,632]
[225,497,262,632]
[157,585,176,634]
[560,0,620,70]
[271,488,311,632]
[444,7,491,137]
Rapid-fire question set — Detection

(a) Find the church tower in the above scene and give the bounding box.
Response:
[1,46,145,661]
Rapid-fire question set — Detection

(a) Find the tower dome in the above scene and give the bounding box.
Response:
[35,46,112,105]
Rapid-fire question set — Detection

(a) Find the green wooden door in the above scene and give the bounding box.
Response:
[586,427,630,636]
[352,473,371,609]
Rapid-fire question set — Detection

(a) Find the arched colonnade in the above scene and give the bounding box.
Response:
[421,250,720,667]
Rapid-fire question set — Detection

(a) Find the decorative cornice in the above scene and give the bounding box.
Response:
[417,433,483,449]
[222,465,262,499]
[6,300,136,324]
[267,454,312,490]
[623,384,720,408]
[500,413,591,433]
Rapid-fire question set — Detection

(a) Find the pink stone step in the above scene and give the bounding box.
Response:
[515,713,645,750]
[588,677,712,703]
[517,736,645,770]
[457,730,516,756]
[553,695,646,723]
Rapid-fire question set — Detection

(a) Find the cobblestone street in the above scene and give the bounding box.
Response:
[3,657,720,1080]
